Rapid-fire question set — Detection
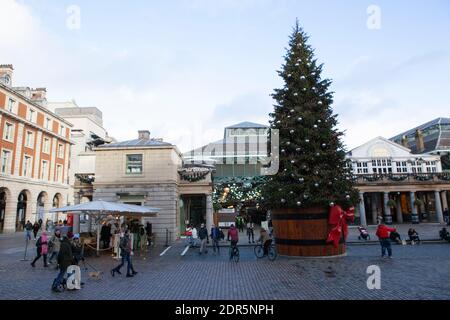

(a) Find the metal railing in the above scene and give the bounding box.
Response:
[353,172,450,184]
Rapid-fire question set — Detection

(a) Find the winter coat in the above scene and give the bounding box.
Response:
[191,228,198,239]
[376,225,396,239]
[258,230,271,243]
[50,235,61,252]
[100,225,111,241]
[198,227,208,240]
[228,226,239,242]
[25,222,33,231]
[210,227,220,240]
[36,233,49,255]
[58,238,73,269]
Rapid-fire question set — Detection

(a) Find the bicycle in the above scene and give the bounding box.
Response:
[254,241,277,261]
[229,243,239,263]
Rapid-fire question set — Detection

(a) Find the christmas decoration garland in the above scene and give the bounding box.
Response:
[178,168,210,182]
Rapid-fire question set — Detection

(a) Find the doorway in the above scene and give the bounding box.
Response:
[16,191,27,231]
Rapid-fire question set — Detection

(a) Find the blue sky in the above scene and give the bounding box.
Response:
[1,0,449,152]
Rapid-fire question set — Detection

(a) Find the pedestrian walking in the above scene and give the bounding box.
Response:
[31,231,49,267]
[227,224,239,260]
[32,222,40,240]
[48,230,61,265]
[238,216,244,232]
[198,223,209,255]
[376,222,396,258]
[210,224,220,254]
[38,218,43,230]
[247,221,255,244]
[25,220,33,241]
[111,229,137,278]
[51,235,72,292]
[191,225,199,247]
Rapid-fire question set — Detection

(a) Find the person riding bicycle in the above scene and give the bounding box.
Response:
[258,227,272,256]
[227,224,239,260]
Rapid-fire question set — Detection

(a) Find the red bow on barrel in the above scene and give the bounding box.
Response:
[326,205,355,248]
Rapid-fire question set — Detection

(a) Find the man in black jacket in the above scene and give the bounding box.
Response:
[52,235,73,292]
[198,223,209,255]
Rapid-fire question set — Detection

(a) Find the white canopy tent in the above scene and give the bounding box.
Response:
[50,200,159,256]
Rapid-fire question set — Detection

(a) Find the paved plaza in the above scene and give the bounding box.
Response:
[0,224,449,300]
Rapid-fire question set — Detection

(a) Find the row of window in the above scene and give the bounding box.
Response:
[0,149,64,182]
[2,122,65,158]
[353,159,439,174]
[5,97,65,135]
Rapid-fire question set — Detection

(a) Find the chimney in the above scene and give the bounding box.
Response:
[415,129,425,153]
[0,64,14,86]
[31,88,47,100]
[30,88,47,107]
[401,135,409,148]
[138,130,150,140]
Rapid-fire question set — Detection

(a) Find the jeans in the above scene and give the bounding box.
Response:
[48,251,59,263]
[247,229,254,242]
[52,266,68,289]
[212,239,220,253]
[113,253,135,275]
[199,239,208,254]
[26,230,32,241]
[380,239,392,257]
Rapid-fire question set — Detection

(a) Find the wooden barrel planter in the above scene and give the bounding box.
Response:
[272,207,345,257]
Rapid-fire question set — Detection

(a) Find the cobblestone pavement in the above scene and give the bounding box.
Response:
[0,232,449,300]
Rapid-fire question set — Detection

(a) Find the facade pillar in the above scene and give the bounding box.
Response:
[358,192,367,227]
[3,193,16,233]
[206,194,213,232]
[441,191,448,211]
[371,193,378,225]
[434,190,444,223]
[410,191,419,224]
[396,195,403,224]
[383,192,392,224]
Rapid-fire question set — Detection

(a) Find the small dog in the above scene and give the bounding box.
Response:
[88,271,102,279]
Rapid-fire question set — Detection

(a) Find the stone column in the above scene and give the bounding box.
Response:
[434,190,444,223]
[396,195,403,224]
[410,191,419,224]
[371,193,378,225]
[383,192,392,224]
[358,192,367,227]
[441,191,448,211]
[3,193,17,233]
[206,194,213,232]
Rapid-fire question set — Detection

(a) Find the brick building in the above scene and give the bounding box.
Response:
[0,65,72,232]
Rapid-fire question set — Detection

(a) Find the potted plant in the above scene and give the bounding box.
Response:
[261,21,358,257]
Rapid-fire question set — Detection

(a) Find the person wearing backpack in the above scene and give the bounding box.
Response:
[31,231,49,267]
[111,229,137,278]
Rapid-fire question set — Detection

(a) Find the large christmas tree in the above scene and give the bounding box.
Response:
[263,21,357,209]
